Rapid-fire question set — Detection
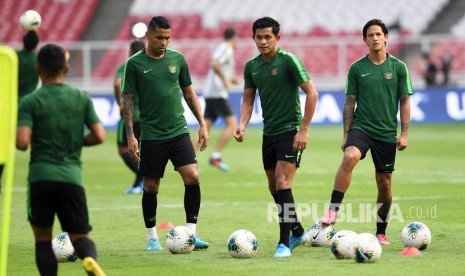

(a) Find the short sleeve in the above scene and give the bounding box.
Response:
[115,64,125,79]
[84,93,101,128]
[178,54,193,88]
[17,96,34,128]
[243,61,255,89]
[286,54,310,85]
[397,62,414,96]
[345,64,358,96]
[122,60,136,95]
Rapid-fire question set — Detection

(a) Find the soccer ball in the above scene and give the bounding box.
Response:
[19,10,42,31]
[401,222,431,250]
[330,230,358,259]
[165,226,196,254]
[51,232,77,262]
[307,221,336,247]
[227,229,258,258]
[353,233,382,263]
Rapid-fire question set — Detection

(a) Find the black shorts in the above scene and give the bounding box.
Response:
[117,119,141,146]
[28,181,92,233]
[204,98,234,121]
[138,133,196,178]
[262,131,303,170]
[345,129,397,173]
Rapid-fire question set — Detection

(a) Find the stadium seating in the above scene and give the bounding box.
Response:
[92,0,449,79]
[0,0,99,42]
[128,0,448,35]
[2,0,456,85]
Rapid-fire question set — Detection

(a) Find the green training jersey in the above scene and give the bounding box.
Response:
[17,50,39,102]
[244,48,310,136]
[122,48,192,140]
[345,54,413,143]
[116,63,140,122]
[17,83,100,187]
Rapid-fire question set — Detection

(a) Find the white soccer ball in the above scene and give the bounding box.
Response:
[330,230,358,259]
[19,10,42,31]
[353,233,382,263]
[401,222,431,250]
[165,226,196,254]
[227,229,258,258]
[52,232,77,262]
[307,221,336,247]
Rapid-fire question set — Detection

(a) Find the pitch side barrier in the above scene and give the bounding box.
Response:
[90,88,465,129]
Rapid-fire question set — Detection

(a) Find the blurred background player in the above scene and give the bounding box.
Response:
[422,52,437,87]
[122,16,210,252]
[114,39,145,194]
[319,19,413,246]
[17,44,106,276]
[17,30,40,102]
[233,16,319,258]
[193,27,239,171]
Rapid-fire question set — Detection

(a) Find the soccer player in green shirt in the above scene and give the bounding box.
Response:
[114,40,145,194]
[319,19,413,246]
[17,30,40,102]
[17,44,106,276]
[233,17,319,258]
[122,16,209,252]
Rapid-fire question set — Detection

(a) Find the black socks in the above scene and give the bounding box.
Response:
[142,190,158,228]
[330,190,345,211]
[73,237,97,260]
[184,184,201,224]
[35,241,57,276]
[276,189,302,246]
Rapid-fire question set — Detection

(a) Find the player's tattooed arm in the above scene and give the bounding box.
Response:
[399,94,410,134]
[343,95,356,134]
[122,93,135,136]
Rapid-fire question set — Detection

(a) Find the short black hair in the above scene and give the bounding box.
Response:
[252,16,280,36]
[23,30,39,51]
[38,44,66,75]
[147,16,171,32]
[130,40,145,55]
[223,27,236,40]
[363,19,388,38]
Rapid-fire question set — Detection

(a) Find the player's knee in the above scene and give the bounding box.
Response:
[342,151,360,167]
[184,173,199,185]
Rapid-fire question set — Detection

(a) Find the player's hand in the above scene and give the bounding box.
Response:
[231,77,240,85]
[233,126,245,142]
[127,135,140,162]
[397,134,408,151]
[197,125,209,152]
[293,129,308,151]
[224,79,233,91]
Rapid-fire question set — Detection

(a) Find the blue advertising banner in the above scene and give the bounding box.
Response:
[91,88,465,129]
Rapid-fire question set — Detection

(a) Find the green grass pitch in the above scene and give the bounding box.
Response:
[3,124,465,275]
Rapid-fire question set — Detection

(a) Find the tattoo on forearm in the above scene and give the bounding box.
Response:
[122,93,134,136]
[343,96,356,133]
[399,95,410,133]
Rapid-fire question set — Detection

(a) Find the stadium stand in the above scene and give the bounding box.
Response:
[2,0,464,88]
[91,0,450,80]
[0,0,99,42]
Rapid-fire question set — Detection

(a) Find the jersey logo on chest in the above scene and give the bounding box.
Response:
[271,67,278,76]
[384,72,393,79]
[168,65,177,73]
